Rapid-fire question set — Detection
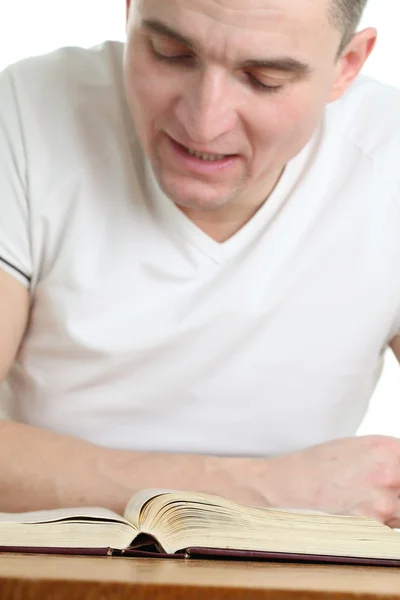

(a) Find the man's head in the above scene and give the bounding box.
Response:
[123,0,376,216]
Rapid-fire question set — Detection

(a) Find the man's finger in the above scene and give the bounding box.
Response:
[385,516,400,529]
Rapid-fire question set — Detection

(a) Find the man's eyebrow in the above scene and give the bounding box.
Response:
[142,19,196,49]
[242,58,312,77]
[142,18,312,77]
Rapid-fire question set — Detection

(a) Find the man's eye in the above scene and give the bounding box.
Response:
[150,42,192,64]
[247,73,283,93]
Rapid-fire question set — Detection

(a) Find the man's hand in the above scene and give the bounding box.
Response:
[253,435,400,527]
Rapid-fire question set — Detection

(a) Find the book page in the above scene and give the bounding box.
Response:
[0,506,132,526]
[132,491,400,558]
[124,489,178,528]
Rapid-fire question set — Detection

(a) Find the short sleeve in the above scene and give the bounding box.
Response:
[0,67,31,287]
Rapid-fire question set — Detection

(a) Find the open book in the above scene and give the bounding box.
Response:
[1,489,400,566]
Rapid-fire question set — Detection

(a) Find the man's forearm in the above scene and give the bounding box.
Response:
[0,420,268,513]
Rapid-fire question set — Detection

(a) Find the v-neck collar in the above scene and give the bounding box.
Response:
[145,129,321,265]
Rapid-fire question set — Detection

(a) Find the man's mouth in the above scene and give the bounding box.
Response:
[173,138,236,162]
[185,147,229,162]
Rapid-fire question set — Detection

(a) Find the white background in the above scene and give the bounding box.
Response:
[0,0,399,433]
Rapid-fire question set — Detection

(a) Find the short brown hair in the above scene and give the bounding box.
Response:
[329,0,369,54]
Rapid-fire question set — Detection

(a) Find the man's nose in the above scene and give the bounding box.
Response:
[174,68,238,145]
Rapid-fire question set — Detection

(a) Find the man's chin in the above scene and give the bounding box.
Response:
[163,190,232,212]
[175,198,230,212]
[157,179,234,212]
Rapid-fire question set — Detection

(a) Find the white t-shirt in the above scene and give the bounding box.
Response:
[1,41,400,456]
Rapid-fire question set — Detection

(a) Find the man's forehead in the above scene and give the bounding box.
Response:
[138,0,332,26]
[137,0,338,60]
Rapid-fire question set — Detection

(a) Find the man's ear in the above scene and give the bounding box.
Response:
[329,28,377,103]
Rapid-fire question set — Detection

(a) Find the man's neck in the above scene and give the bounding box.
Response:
[179,206,261,243]
[179,169,284,243]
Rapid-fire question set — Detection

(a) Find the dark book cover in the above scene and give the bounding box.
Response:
[2,545,400,567]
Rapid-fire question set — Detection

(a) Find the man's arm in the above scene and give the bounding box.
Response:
[0,268,29,382]
[0,420,260,514]
[390,336,400,364]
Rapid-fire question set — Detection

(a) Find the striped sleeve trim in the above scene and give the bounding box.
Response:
[0,256,31,284]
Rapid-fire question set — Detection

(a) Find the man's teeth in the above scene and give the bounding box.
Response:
[187,147,227,161]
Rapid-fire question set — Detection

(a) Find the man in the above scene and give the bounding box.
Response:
[1,0,400,525]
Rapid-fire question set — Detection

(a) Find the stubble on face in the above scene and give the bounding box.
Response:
[152,140,255,213]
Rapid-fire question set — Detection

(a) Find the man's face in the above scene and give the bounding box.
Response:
[123,0,354,212]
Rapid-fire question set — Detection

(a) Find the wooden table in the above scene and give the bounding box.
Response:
[1,553,400,599]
